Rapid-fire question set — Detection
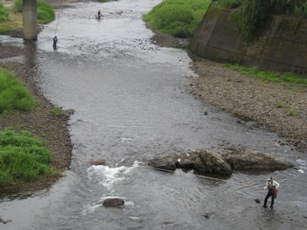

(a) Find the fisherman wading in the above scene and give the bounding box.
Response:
[263,177,280,209]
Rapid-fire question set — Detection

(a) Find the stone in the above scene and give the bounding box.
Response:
[102,198,125,208]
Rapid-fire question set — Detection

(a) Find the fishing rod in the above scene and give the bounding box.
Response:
[152,167,263,190]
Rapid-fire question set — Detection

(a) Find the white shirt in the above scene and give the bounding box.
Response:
[264,180,280,190]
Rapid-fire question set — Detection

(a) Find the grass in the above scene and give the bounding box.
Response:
[276,102,299,117]
[52,107,65,116]
[143,0,212,38]
[276,102,284,108]
[224,64,307,87]
[1,0,55,33]
[0,3,9,22]
[0,67,35,113]
[15,0,55,24]
[0,129,58,184]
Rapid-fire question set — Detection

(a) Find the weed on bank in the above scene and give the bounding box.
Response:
[0,129,58,184]
[144,0,211,38]
[0,67,35,113]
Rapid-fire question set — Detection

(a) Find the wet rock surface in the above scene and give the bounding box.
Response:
[102,198,125,208]
[148,149,294,177]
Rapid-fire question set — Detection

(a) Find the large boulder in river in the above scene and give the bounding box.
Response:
[189,149,233,176]
[148,149,294,176]
[148,154,180,172]
[224,150,294,171]
[148,149,233,176]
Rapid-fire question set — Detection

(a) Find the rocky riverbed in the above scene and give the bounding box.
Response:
[1,29,306,193]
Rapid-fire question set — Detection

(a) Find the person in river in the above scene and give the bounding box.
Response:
[53,36,58,49]
[263,177,280,209]
[97,10,101,19]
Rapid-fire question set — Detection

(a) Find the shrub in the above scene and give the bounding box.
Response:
[0,3,9,22]
[235,0,307,40]
[14,0,55,24]
[0,129,54,184]
[0,67,35,113]
[144,0,211,38]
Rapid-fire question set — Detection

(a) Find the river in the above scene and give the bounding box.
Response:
[1,0,307,229]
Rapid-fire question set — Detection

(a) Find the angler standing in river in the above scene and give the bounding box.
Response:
[263,177,280,209]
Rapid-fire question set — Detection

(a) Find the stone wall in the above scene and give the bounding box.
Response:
[189,5,307,77]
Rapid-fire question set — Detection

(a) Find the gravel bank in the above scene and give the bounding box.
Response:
[188,57,307,151]
[1,30,306,193]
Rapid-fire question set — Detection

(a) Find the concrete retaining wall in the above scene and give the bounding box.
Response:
[189,5,307,77]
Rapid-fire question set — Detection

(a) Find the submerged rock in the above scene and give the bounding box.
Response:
[0,217,12,224]
[102,198,125,208]
[90,159,106,166]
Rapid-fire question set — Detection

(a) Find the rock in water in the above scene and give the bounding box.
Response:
[102,198,125,208]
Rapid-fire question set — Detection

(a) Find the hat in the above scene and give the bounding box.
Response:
[267,177,273,181]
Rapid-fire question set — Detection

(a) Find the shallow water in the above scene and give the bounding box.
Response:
[1,1,307,229]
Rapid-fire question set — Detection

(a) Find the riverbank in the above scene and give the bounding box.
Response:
[1,13,306,194]
[151,33,307,153]
[188,57,307,152]
[0,45,73,194]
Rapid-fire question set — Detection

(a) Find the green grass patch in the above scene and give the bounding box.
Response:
[0,3,9,22]
[287,108,298,116]
[224,64,307,86]
[0,68,35,113]
[144,0,212,38]
[15,0,55,24]
[0,129,57,184]
[276,102,284,108]
[52,107,65,116]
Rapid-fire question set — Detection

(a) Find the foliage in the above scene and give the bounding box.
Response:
[15,0,55,24]
[0,129,55,184]
[0,68,35,113]
[232,0,307,40]
[144,0,211,38]
[52,107,65,116]
[15,0,22,13]
[224,64,307,86]
[213,0,242,9]
[0,3,9,22]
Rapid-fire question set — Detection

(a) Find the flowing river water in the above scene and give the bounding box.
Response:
[1,1,307,229]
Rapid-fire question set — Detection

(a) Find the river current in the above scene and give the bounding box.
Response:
[1,1,307,229]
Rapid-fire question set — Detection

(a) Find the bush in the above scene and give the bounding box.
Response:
[0,129,53,184]
[144,0,211,38]
[0,68,35,113]
[37,0,55,24]
[0,3,9,22]
[15,0,55,24]
[235,0,307,40]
